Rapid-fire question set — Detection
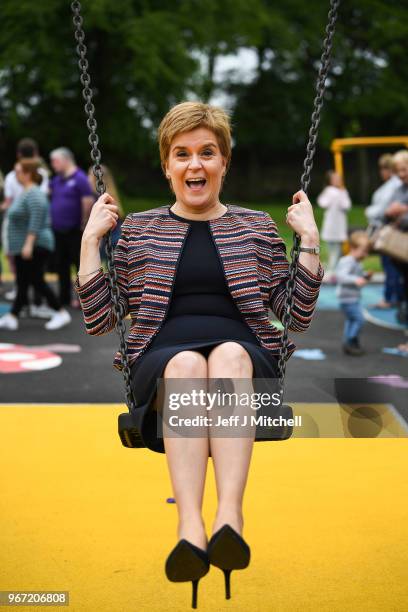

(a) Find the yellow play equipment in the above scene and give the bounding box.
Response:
[331,135,408,181]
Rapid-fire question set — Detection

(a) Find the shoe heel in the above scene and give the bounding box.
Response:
[191,578,199,608]
[165,539,209,609]
[223,569,232,599]
[207,524,250,600]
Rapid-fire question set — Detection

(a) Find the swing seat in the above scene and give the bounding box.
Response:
[255,403,294,442]
[118,412,146,448]
[118,403,294,449]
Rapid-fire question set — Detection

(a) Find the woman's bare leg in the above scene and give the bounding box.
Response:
[161,350,209,550]
[207,342,255,537]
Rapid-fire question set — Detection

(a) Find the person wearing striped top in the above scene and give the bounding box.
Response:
[74,101,323,598]
[0,159,71,331]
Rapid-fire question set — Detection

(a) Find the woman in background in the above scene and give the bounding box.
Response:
[317,170,351,279]
[0,159,71,331]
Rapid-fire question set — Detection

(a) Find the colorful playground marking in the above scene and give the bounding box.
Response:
[382,347,408,358]
[0,343,81,373]
[369,375,408,389]
[0,343,62,373]
[316,284,384,310]
[293,348,327,360]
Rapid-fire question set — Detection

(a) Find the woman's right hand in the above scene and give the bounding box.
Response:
[82,193,119,241]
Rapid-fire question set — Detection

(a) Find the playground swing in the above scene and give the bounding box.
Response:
[71,0,340,449]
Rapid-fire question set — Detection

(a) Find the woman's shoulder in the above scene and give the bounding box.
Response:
[27,185,45,198]
[227,203,268,219]
[121,204,274,232]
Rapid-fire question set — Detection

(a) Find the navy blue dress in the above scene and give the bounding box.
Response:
[130,207,280,453]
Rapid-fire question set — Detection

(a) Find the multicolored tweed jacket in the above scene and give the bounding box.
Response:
[74,204,324,371]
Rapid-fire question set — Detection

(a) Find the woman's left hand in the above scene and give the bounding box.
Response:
[21,244,33,260]
[286,190,319,240]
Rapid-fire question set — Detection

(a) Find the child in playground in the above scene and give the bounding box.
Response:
[317,170,352,279]
[336,231,373,356]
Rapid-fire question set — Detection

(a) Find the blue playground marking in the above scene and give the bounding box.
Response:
[382,348,408,358]
[293,348,327,360]
[363,308,408,331]
[0,302,11,315]
[318,285,408,330]
[317,284,383,310]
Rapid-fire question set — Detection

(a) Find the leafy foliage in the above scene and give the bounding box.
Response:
[0,0,407,198]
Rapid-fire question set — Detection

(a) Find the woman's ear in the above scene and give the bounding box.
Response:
[164,161,170,179]
[221,156,227,177]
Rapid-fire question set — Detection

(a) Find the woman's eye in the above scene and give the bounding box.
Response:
[176,150,214,157]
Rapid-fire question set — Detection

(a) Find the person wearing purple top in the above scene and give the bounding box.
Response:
[49,147,95,307]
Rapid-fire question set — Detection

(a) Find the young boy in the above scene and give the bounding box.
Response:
[336,231,373,356]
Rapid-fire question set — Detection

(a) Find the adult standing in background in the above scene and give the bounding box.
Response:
[365,153,403,309]
[0,159,71,331]
[383,150,408,333]
[49,148,95,308]
[0,138,50,303]
[0,168,4,294]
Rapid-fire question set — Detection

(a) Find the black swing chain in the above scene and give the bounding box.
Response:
[71,0,339,412]
[71,1,136,412]
[276,0,340,400]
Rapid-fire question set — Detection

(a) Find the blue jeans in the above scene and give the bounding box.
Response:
[340,301,364,342]
[381,254,404,304]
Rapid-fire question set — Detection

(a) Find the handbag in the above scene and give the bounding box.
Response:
[372,223,408,263]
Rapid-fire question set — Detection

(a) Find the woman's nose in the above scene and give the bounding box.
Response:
[188,154,203,169]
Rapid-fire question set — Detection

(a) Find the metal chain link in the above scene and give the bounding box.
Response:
[71,1,136,412]
[277,0,340,400]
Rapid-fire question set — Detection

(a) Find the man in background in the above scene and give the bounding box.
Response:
[49,147,95,308]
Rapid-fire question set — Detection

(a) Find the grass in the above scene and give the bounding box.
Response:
[0,196,381,277]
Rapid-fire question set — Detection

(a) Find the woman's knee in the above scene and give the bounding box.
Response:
[208,341,253,376]
[163,350,207,378]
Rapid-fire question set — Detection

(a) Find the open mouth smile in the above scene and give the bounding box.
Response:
[185,178,207,191]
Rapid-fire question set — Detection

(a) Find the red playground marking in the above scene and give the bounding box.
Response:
[0,343,62,373]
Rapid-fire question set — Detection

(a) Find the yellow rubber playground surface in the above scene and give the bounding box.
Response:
[1,404,408,611]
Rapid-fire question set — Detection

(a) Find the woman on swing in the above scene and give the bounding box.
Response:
[75,101,323,608]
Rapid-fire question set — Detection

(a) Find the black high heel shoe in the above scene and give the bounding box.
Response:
[207,524,250,599]
[165,539,210,608]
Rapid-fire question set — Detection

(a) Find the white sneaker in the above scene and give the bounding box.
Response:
[0,312,19,330]
[44,309,72,330]
[5,287,17,301]
[30,304,55,319]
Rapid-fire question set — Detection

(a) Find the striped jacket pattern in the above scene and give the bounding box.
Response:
[74,204,324,371]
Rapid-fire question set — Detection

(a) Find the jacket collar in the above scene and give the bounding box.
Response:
[164,203,231,224]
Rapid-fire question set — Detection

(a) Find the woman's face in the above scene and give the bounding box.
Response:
[15,162,28,186]
[395,161,408,185]
[379,165,392,182]
[165,127,227,209]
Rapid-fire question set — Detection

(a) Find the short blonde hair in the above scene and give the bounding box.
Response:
[378,153,394,170]
[393,149,408,166]
[349,230,370,249]
[157,101,233,177]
